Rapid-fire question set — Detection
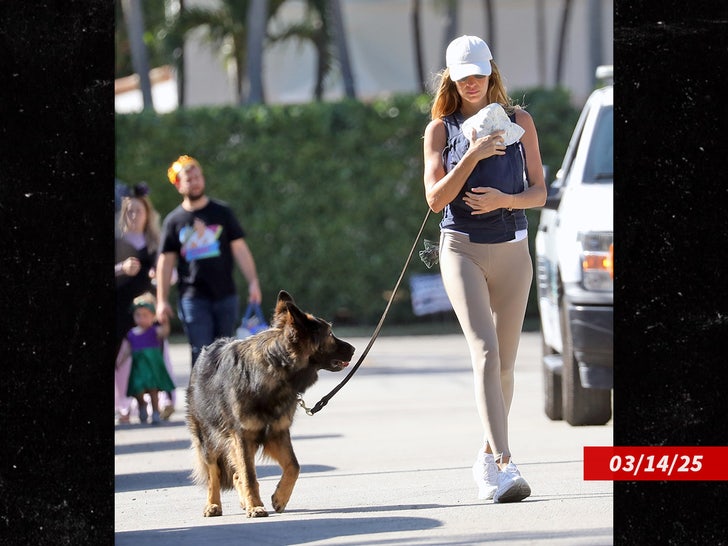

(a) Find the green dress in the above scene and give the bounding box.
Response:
[126,326,175,396]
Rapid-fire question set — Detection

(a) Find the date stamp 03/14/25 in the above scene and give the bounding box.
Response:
[583,446,728,480]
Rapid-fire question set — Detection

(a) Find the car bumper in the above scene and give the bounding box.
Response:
[567,303,613,389]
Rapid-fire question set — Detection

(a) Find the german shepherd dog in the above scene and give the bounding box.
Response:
[186,290,355,518]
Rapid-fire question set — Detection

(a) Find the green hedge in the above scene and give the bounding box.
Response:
[116,90,578,327]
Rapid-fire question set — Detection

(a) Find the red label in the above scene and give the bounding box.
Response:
[583,446,728,480]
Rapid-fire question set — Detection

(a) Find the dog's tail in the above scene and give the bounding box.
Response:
[188,419,236,490]
[190,455,236,491]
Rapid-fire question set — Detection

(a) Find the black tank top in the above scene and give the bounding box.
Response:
[439,111,528,243]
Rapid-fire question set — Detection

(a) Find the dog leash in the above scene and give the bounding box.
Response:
[298,208,432,416]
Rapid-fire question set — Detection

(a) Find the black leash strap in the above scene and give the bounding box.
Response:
[299,208,432,416]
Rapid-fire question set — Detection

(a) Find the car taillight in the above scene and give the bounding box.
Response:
[608,243,613,279]
[578,232,613,291]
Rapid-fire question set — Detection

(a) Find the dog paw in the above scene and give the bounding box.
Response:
[271,495,288,513]
[247,506,268,518]
[203,504,223,517]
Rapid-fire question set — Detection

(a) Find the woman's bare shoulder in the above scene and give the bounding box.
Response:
[425,117,445,130]
[513,107,533,123]
[424,117,446,138]
[423,118,448,152]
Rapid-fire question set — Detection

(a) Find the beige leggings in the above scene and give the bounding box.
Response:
[439,231,533,459]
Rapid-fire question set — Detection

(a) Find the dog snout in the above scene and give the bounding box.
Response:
[336,338,356,360]
[345,343,355,360]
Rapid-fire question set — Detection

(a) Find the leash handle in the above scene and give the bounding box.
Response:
[302,208,432,415]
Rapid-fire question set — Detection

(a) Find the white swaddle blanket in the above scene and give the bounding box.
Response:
[460,103,525,146]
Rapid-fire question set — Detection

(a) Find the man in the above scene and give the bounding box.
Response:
[156,155,262,368]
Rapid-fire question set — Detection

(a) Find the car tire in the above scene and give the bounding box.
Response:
[561,297,612,426]
[542,334,563,421]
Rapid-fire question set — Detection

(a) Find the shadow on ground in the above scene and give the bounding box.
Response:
[116,518,612,546]
[115,465,336,492]
[115,515,443,546]
[115,431,341,456]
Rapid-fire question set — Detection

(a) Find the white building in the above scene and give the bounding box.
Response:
[116,0,613,113]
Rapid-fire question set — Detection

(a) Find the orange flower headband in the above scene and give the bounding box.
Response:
[167,155,201,184]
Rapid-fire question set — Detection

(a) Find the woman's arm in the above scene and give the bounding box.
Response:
[463,109,547,214]
[423,118,506,213]
[513,108,547,208]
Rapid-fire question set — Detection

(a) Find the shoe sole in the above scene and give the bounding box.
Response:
[494,479,531,503]
[477,485,497,500]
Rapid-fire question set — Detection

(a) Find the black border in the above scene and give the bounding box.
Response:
[0,1,116,542]
[613,4,728,544]
[2,1,728,543]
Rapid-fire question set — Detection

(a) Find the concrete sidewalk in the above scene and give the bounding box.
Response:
[115,333,613,545]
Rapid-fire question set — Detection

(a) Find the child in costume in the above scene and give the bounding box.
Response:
[116,292,176,424]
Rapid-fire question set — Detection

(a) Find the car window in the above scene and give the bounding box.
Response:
[583,105,613,183]
[552,109,588,189]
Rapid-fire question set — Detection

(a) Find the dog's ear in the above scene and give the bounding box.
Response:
[271,291,296,328]
[277,290,294,305]
[284,301,312,332]
[272,300,316,346]
[272,296,312,334]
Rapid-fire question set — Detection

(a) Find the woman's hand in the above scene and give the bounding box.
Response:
[464,186,512,215]
[120,257,141,276]
[466,128,506,161]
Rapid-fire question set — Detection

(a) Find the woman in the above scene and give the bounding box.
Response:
[115,184,175,423]
[423,35,547,503]
[115,184,161,351]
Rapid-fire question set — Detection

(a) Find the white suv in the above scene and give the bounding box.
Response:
[535,66,613,426]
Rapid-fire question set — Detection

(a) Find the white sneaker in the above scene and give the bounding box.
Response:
[472,452,499,500]
[493,462,531,503]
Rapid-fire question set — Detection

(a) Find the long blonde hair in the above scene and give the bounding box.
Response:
[119,195,161,254]
[429,61,518,120]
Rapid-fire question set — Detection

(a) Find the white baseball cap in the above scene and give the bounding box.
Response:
[446,35,493,81]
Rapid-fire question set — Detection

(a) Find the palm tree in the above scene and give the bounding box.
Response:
[328,0,356,99]
[482,0,495,49]
[555,0,573,86]
[535,0,546,85]
[442,0,458,51]
[587,0,604,86]
[168,0,284,105]
[246,0,268,104]
[411,0,426,93]
[120,0,154,110]
[267,0,332,101]
[162,0,186,106]
[266,0,355,101]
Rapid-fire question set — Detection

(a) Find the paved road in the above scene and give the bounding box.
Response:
[115,332,613,545]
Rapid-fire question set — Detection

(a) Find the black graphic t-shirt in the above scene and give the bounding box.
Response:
[160,199,246,301]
